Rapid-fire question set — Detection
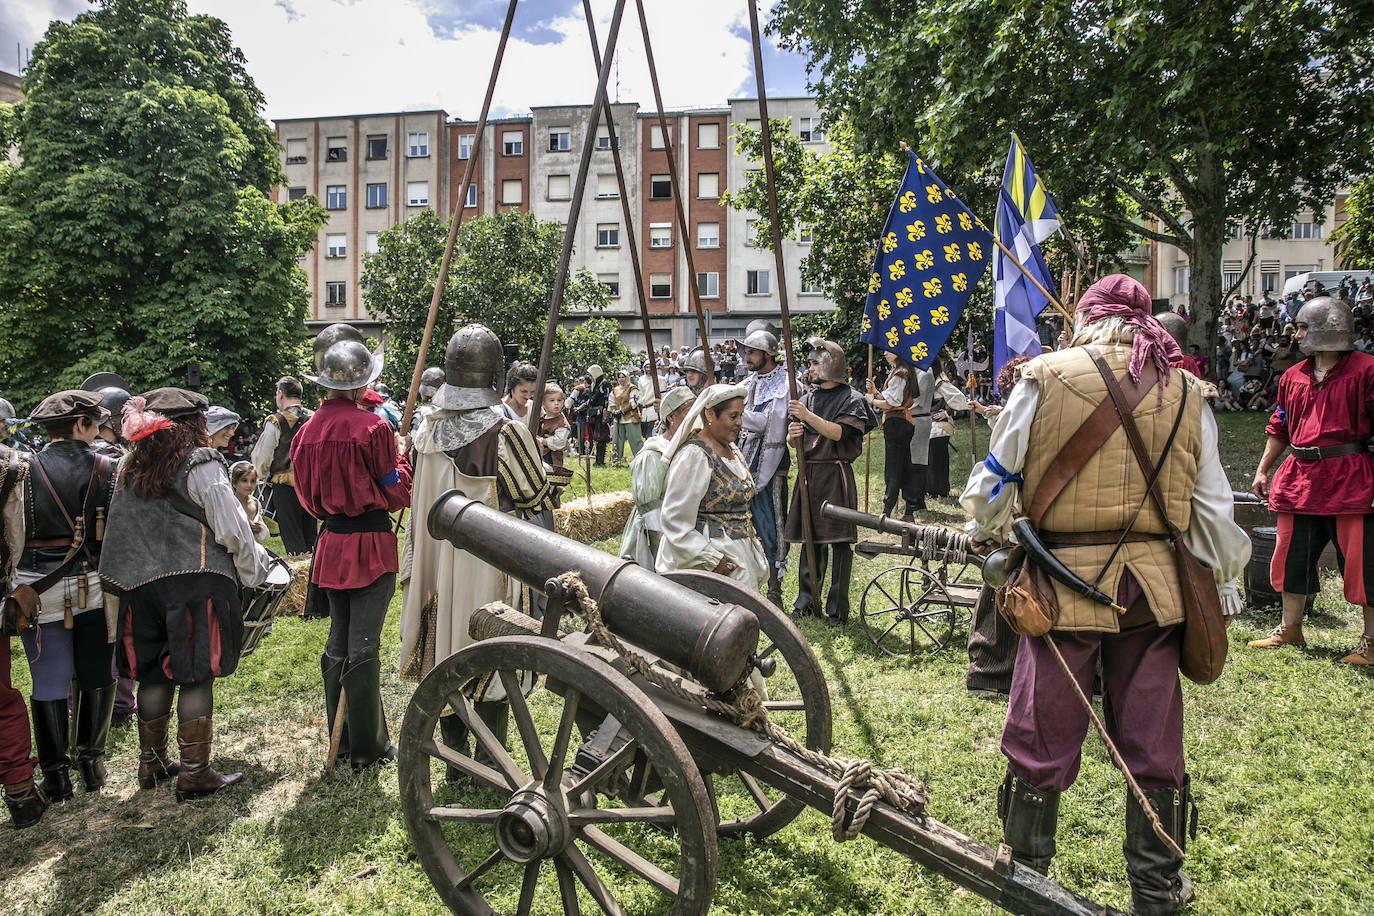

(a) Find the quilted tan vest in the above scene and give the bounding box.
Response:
[1020,344,1203,631]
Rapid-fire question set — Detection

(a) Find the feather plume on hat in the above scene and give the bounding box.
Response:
[121,396,173,441]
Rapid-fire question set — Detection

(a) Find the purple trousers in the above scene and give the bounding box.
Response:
[1000,597,1185,793]
[0,636,36,787]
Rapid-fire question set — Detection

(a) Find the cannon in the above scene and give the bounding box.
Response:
[399,490,1120,916]
[821,501,985,658]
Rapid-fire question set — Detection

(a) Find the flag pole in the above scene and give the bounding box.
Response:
[864,344,873,513]
[992,236,1074,323]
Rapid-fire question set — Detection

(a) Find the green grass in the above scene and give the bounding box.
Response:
[3,410,1370,915]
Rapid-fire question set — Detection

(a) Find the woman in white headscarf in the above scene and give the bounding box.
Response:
[655,384,767,588]
[618,385,696,568]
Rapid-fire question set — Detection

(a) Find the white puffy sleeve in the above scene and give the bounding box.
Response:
[187,460,272,588]
[655,446,721,573]
[959,378,1039,543]
[1184,405,1251,617]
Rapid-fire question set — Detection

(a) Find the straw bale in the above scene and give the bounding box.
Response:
[555,491,632,543]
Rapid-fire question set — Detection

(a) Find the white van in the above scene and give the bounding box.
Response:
[1281,269,1372,297]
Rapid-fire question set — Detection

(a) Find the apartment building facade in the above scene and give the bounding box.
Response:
[274,97,834,348]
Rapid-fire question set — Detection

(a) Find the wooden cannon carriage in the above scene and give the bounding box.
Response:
[398,491,1118,915]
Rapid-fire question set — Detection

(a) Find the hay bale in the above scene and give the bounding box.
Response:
[555,491,632,543]
[277,554,313,617]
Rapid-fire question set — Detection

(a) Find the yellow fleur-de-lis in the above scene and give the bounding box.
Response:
[916,159,926,173]
[943,243,961,263]
[943,186,956,199]
[967,241,983,260]
[869,272,881,294]
[906,220,925,241]
[910,342,928,363]
[882,231,898,254]
[913,249,935,271]
[930,305,951,325]
[895,287,913,308]
[886,327,900,348]
[862,314,872,332]
[925,183,942,204]
[934,214,953,234]
[951,272,968,292]
[958,212,973,231]
[877,299,891,320]
[898,191,918,213]
[902,314,921,335]
[889,260,906,280]
[922,278,942,298]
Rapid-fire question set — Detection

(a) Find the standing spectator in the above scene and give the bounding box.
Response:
[637,361,662,440]
[498,362,537,426]
[580,365,612,466]
[609,369,643,465]
[205,407,240,451]
[1355,278,1373,314]
[865,350,920,521]
[251,377,316,555]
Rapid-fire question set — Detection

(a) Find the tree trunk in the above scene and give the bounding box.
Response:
[1186,149,1228,360]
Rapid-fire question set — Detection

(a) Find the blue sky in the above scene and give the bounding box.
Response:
[2,0,816,121]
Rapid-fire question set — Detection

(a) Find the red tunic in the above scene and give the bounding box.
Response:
[1169,355,1202,377]
[1265,351,1374,515]
[290,398,412,589]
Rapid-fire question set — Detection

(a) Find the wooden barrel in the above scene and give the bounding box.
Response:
[1244,526,1280,608]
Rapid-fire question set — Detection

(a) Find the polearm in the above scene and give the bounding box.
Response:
[864,344,873,513]
[580,0,658,406]
[634,0,712,373]
[398,0,519,435]
[746,0,818,595]
[529,0,631,435]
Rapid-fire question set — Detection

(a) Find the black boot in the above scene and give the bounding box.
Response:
[998,769,1060,873]
[341,654,395,770]
[75,686,116,792]
[765,570,784,610]
[472,701,509,769]
[4,777,47,829]
[438,713,470,783]
[30,699,73,803]
[321,654,350,762]
[1124,779,1196,915]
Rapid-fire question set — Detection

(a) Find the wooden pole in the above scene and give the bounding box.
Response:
[745,0,818,601]
[529,0,631,435]
[399,0,519,434]
[864,344,873,513]
[992,236,1074,324]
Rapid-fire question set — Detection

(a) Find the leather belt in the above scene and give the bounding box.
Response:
[24,538,73,548]
[1290,442,1367,461]
[1041,530,1170,547]
[322,509,392,534]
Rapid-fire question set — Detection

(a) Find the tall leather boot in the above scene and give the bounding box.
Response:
[75,685,116,792]
[998,769,1060,873]
[137,713,181,789]
[1124,779,1195,915]
[438,713,470,783]
[4,777,48,829]
[765,570,784,610]
[30,699,74,803]
[174,717,243,801]
[341,654,396,770]
[321,654,350,762]
[472,701,509,769]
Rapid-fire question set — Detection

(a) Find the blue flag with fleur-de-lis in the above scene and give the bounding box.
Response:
[860,149,993,368]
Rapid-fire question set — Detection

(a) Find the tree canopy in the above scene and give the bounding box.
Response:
[362,208,610,393]
[771,0,1374,339]
[0,0,324,415]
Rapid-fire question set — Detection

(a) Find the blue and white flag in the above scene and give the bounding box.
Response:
[993,133,1061,384]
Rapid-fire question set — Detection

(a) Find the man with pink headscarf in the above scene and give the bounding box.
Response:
[961,275,1249,915]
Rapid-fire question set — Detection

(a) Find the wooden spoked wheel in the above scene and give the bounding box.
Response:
[859,565,960,658]
[399,636,717,915]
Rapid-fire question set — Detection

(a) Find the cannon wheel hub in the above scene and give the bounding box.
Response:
[494,786,571,864]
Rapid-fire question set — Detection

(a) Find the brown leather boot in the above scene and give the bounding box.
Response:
[137,714,181,789]
[1247,623,1305,649]
[174,717,243,802]
[1339,633,1373,665]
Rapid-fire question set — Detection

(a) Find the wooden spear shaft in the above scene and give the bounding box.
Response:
[864,344,873,513]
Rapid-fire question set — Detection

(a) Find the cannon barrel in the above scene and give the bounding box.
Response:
[428,490,759,693]
[820,501,927,538]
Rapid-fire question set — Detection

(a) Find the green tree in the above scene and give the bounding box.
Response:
[1332,176,1374,268]
[362,209,610,393]
[770,0,1374,343]
[0,0,324,416]
[549,316,635,387]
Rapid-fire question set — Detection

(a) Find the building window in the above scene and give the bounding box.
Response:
[800,276,822,295]
[746,269,771,296]
[458,134,475,159]
[325,185,346,210]
[501,179,523,205]
[697,172,720,199]
[649,224,672,249]
[1284,264,1316,281]
[366,182,387,208]
[367,135,387,160]
[407,131,429,157]
[697,122,719,149]
[1262,270,1279,292]
[287,186,306,202]
[1172,266,1189,295]
[285,138,307,164]
[365,231,379,255]
[1288,220,1322,240]
[697,222,720,249]
[326,233,347,259]
[596,173,618,199]
[325,281,346,307]
[502,131,524,156]
[696,271,719,298]
[596,128,613,150]
[650,174,671,200]
[650,124,668,150]
[464,185,477,208]
[548,174,571,201]
[407,181,429,206]
[326,137,347,162]
[798,224,814,243]
[799,117,824,143]
[549,128,571,152]
[650,273,672,298]
[599,273,620,298]
[746,219,760,245]
[745,118,761,130]
[597,223,620,248]
[1223,270,1241,291]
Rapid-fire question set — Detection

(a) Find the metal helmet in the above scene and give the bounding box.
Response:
[95,387,131,430]
[418,366,445,401]
[1295,296,1354,354]
[680,347,709,375]
[804,337,847,383]
[1154,312,1188,351]
[307,340,383,390]
[741,325,779,355]
[433,323,502,410]
[312,322,366,370]
[0,398,13,421]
